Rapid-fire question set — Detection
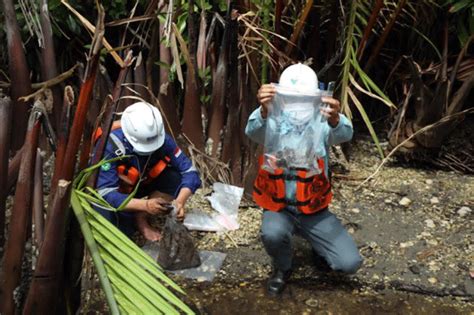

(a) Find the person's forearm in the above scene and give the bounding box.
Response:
[122,198,148,212]
[245,107,267,145]
[175,187,192,205]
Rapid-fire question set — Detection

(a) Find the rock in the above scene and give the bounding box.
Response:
[400,241,415,248]
[305,298,319,308]
[399,197,412,207]
[457,206,471,217]
[409,265,421,274]
[430,197,439,204]
[425,179,433,185]
[428,277,438,284]
[350,208,360,213]
[384,199,391,204]
[425,219,436,229]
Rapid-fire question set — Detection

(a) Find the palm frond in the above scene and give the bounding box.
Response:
[339,0,403,158]
[70,160,194,315]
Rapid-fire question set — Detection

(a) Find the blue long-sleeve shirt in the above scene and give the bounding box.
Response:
[94,129,201,208]
[245,106,353,201]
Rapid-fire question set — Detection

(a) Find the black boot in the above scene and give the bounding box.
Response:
[266,269,291,296]
[312,249,331,272]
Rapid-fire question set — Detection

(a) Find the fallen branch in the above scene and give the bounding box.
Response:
[389,280,471,298]
[12,64,79,102]
[356,107,474,190]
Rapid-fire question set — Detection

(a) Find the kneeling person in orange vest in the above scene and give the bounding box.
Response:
[93,102,201,241]
[245,63,362,296]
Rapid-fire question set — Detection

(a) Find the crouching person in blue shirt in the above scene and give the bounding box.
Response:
[93,102,201,241]
[245,63,362,296]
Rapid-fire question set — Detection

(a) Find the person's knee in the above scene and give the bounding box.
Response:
[261,225,290,247]
[332,253,363,274]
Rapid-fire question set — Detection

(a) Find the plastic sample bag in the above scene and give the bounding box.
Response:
[183,211,223,232]
[182,183,243,232]
[142,241,227,282]
[203,182,243,231]
[262,84,326,174]
[157,217,201,270]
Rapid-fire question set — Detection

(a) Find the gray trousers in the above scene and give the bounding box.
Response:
[261,207,362,273]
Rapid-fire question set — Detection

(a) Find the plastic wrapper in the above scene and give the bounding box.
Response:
[263,84,325,174]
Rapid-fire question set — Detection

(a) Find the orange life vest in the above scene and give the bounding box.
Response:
[252,156,332,214]
[93,121,171,193]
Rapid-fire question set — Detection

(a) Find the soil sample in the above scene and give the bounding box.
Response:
[157,217,201,270]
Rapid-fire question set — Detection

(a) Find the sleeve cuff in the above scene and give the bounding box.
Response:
[329,114,345,130]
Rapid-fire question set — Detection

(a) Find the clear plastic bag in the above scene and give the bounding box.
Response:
[183,183,243,232]
[263,84,325,174]
[183,211,223,232]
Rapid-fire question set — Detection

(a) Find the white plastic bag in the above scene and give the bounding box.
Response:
[205,183,243,231]
[183,211,223,232]
[183,183,243,232]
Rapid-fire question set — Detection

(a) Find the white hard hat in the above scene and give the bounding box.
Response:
[121,102,165,154]
[278,63,318,95]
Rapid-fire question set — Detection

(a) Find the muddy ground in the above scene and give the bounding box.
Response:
[170,136,473,314]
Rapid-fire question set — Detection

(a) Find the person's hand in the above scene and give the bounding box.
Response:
[321,96,341,127]
[145,197,172,215]
[257,84,276,118]
[174,202,185,222]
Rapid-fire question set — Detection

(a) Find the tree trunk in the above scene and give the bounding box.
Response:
[0,96,12,248]
[221,15,240,183]
[207,9,237,157]
[33,150,45,249]
[181,0,204,149]
[0,111,41,314]
[1,0,32,151]
[39,0,63,130]
[23,15,104,311]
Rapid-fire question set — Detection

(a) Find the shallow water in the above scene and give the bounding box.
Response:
[186,280,472,315]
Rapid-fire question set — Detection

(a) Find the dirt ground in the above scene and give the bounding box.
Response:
[174,136,473,314]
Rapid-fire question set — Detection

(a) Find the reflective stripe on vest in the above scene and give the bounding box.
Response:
[252,156,332,214]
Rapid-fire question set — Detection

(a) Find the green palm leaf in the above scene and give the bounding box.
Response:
[70,160,195,315]
[339,0,401,158]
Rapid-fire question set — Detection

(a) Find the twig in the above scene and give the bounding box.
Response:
[0,64,78,99]
[223,230,239,248]
[61,0,125,67]
[356,108,474,190]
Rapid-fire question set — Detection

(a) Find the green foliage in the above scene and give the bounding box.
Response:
[71,160,194,315]
[198,66,212,103]
[444,0,474,46]
[339,0,398,158]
